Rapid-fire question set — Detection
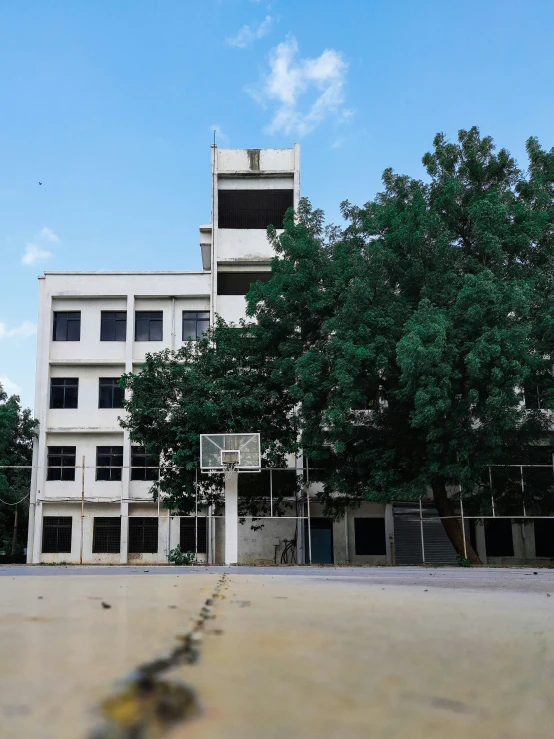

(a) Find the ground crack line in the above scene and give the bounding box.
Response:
[90,573,228,739]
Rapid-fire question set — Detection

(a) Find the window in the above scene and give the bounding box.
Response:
[99,378,125,408]
[129,517,159,553]
[50,378,79,409]
[47,446,76,481]
[534,520,554,558]
[218,189,293,229]
[485,520,514,557]
[524,381,546,409]
[53,311,81,341]
[217,272,272,296]
[131,446,159,481]
[42,517,72,553]
[101,311,127,341]
[180,517,207,554]
[135,311,163,341]
[96,446,123,481]
[92,517,121,553]
[354,518,387,555]
[182,311,210,341]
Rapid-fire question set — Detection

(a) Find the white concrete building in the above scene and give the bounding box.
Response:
[26,144,390,566]
[29,144,540,566]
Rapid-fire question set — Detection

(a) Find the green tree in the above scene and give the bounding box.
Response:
[120,320,300,517]
[247,128,554,563]
[0,383,37,556]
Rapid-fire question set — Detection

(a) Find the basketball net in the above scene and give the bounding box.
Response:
[223,462,238,480]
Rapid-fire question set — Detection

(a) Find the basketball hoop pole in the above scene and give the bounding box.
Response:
[224,468,239,565]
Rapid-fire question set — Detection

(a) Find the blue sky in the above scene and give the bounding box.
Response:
[1,0,554,410]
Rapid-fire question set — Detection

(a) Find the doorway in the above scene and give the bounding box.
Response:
[305,517,334,564]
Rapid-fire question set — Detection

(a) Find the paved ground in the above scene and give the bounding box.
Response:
[1,567,553,738]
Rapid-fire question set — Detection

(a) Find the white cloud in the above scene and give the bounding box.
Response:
[0,320,37,340]
[21,226,60,265]
[21,243,52,265]
[0,376,22,397]
[211,124,229,146]
[227,14,273,48]
[247,36,349,136]
[37,226,60,243]
[331,137,347,149]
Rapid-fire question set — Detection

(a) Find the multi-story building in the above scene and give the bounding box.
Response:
[26,144,546,566]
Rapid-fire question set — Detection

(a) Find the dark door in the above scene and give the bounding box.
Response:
[306,517,333,564]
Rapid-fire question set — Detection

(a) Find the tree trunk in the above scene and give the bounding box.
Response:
[432,481,482,564]
[11,505,18,556]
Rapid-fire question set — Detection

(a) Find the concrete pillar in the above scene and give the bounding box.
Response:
[32,501,43,564]
[224,472,238,565]
[120,502,129,564]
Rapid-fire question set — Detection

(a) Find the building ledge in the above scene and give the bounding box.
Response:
[49,359,125,366]
[46,427,124,434]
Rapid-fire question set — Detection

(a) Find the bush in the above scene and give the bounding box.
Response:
[168,545,195,566]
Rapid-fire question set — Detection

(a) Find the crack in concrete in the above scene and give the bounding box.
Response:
[90,574,228,739]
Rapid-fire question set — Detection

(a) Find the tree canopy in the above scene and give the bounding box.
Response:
[0,383,37,556]
[123,127,554,563]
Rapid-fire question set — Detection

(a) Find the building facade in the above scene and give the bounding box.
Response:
[26,145,550,566]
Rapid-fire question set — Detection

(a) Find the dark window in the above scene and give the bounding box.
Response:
[92,517,121,553]
[129,517,159,553]
[534,519,554,558]
[135,311,163,341]
[218,189,293,229]
[47,446,76,481]
[96,446,123,481]
[50,378,79,409]
[101,311,127,341]
[180,517,207,554]
[53,311,81,341]
[485,519,514,557]
[99,378,125,408]
[42,517,72,553]
[524,381,546,409]
[354,518,387,555]
[217,272,272,296]
[131,447,159,481]
[182,311,210,341]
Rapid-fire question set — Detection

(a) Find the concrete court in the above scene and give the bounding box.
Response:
[0,568,553,739]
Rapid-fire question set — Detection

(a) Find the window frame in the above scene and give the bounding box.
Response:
[50,378,79,409]
[100,311,127,342]
[92,517,121,554]
[128,517,159,553]
[180,517,207,554]
[42,516,73,553]
[52,311,81,342]
[182,310,210,341]
[135,311,163,342]
[98,377,125,409]
[96,446,124,482]
[130,446,159,481]
[47,446,76,481]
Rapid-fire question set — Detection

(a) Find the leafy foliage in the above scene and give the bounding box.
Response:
[167,545,195,566]
[0,383,37,555]
[121,319,300,516]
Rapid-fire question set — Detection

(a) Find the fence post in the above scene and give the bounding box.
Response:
[460,496,467,560]
[419,497,425,564]
[80,456,85,565]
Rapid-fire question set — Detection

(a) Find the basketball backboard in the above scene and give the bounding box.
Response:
[200,433,261,473]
